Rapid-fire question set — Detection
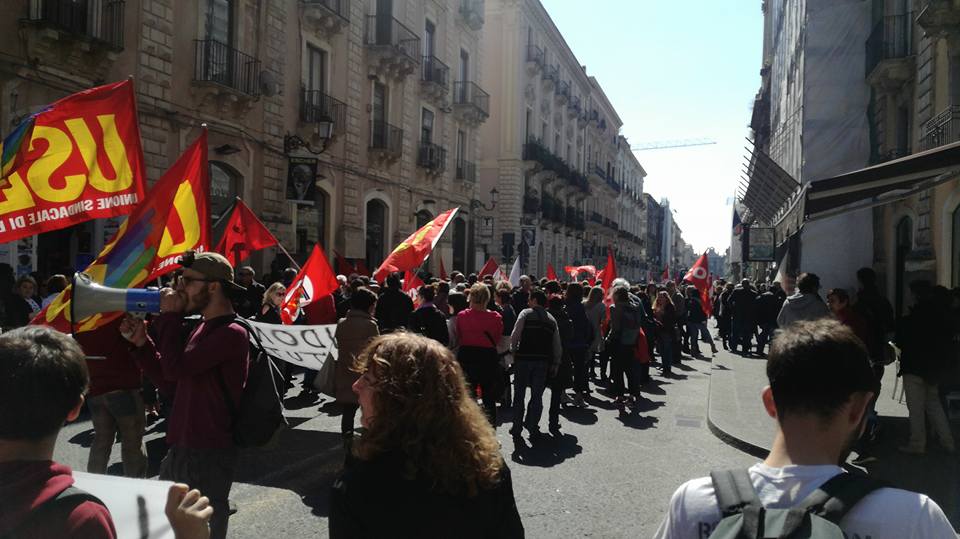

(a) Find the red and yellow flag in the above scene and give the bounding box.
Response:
[34,131,210,333]
[0,80,146,243]
[373,207,459,283]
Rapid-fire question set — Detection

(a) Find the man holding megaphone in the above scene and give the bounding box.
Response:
[119,251,248,539]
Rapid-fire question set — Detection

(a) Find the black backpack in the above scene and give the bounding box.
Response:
[708,469,882,539]
[515,309,556,361]
[2,486,108,539]
[213,316,288,448]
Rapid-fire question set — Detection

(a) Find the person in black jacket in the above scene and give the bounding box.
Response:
[684,286,717,356]
[408,285,449,345]
[729,279,758,355]
[754,284,781,356]
[375,273,414,333]
[546,295,574,431]
[564,283,593,404]
[895,281,956,455]
[330,332,524,538]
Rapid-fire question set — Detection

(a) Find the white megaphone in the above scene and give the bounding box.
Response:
[70,272,162,321]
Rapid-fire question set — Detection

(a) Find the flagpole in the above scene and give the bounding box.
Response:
[276,242,301,271]
[212,196,240,232]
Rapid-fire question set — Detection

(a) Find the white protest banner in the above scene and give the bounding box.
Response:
[73,471,174,539]
[245,319,338,371]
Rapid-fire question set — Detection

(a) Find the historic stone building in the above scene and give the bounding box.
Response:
[478,0,647,279]
[0,0,487,276]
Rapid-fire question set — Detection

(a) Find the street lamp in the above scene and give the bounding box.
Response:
[470,187,499,211]
[283,117,335,155]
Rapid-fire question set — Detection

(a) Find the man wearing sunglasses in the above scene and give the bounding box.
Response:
[120,251,248,539]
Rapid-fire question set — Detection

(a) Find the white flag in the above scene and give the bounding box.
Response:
[509,256,522,287]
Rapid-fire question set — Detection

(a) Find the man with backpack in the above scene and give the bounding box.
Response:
[121,251,251,539]
[653,318,955,539]
[509,290,562,438]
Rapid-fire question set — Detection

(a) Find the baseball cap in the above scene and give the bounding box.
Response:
[177,251,246,292]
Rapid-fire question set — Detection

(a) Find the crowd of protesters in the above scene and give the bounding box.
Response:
[3,254,960,538]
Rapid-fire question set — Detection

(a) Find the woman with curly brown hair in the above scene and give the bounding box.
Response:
[329,332,524,539]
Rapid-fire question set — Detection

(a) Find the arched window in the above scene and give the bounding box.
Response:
[209,161,241,225]
[416,210,433,229]
[366,199,388,271]
[895,216,912,316]
[452,217,466,273]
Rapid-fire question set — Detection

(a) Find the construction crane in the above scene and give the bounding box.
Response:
[631,138,717,151]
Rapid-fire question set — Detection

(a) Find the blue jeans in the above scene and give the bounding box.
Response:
[512,360,548,431]
[658,334,673,372]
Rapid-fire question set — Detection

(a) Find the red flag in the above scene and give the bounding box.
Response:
[439,256,448,281]
[34,131,209,333]
[683,253,712,317]
[0,80,147,243]
[600,247,616,291]
[215,198,278,266]
[564,265,596,283]
[280,244,339,325]
[402,270,424,305]
[478,257,499,277]
[546,263,558,281]
[661,265,669,283]
[334,250,356,276]
[373,207,459,282]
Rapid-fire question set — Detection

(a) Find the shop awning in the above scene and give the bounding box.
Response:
[738,140,801,224]
[805,141,960,220]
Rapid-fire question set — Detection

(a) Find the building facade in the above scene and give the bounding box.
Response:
[478,0,647,280]
[644,193,663,275]
[0,0,488,277]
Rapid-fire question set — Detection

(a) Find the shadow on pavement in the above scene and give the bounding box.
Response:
[232,425,345,517]
[559,406,598,425]
[284,390,325,410]
[616,413,659,430]
[510,431,582,468]
[68,428,95,448]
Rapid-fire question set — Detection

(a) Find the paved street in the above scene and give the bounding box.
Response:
[54,350,755,538]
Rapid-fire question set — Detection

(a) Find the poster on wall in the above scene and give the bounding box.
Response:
[15,236,35,277]
[746,227,776,262]
[286,157,318,205]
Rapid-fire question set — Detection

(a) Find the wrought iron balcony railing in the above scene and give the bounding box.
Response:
[526,43,544,66]
[417,141,447,172]
[921,105,960,150]
[456,159,476,182]
[543,63,559,83]
[453,81,490,118]
[302,0,349,22]
[370,120,403,155]
[28,0,125,50]
[865,12,914,77]
[523,194,540,213]
[300,89,347,133]
[364,15,421,65]
[194,39,261,96]
[421,55,450,88]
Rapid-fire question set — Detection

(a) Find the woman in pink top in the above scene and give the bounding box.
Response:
[455,283,504,424]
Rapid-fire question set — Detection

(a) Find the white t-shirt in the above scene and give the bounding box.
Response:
[653,463,957,539]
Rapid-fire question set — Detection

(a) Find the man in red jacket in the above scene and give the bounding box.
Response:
[122,251,249,539]
[75,317,147,478]
[0,325,117,538]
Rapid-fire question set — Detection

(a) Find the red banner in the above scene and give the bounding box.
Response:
[373,207,459,283]
[0,80,146,243]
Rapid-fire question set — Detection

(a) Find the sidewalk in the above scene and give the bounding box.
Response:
[705,346,960,528]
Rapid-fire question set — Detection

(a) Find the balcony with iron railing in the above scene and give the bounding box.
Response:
[456,159,476,182]
[568,95,581,118]
[555,79,570,104]
[542,63,559,90]
[194,39,261,96]
[417,141,447,173]
[26,0,125,51]
[369,120,403,158]
[541,195,557,222]
[300,89,347,134]
[589,211,603,224]
[921,106,960,150]
[524,138,589,193]
[302,0,350,35]
[523,193,540,214]
[421,55,449,89]
[865,12,914,83]
[525,43,544,71]
[588,109,599,124]
[459,0,484,31]
[364,14,420,77]
[453,81,490,124]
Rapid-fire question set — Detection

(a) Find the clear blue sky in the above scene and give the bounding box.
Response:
[542,0,763,254]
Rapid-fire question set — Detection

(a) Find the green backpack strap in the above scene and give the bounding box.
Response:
[711,469,766,537]
[796,472,884,523]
